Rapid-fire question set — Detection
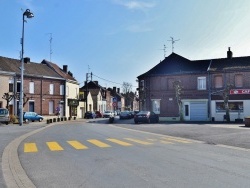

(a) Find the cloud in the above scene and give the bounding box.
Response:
[113,0,155,10]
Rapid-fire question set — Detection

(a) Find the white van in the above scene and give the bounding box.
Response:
[0,108,10,125]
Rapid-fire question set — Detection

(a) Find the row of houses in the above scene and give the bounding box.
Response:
[137,48,250,122]
[0,56,139,119]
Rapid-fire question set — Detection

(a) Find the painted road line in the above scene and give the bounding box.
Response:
[67,141,88,150]
[160,140,173,144]
[162,137,192,144]
[24,143,38,153]
[124,138,153,145]
[87,139,111,148]
[46,142,64,151]
[147,138,158,142]
[106,138,132,146]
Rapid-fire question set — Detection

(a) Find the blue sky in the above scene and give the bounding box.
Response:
[1,0,250,90]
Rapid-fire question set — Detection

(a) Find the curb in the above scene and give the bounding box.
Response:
[2,123,55,188]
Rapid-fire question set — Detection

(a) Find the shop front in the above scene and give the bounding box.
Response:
[68,99,79,118]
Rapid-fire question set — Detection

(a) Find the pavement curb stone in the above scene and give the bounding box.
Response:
[2,123,55,188]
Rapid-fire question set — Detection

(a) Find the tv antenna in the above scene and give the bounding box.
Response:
[168,37,179,53]
[159,44,167,58]
[46,33,53,61]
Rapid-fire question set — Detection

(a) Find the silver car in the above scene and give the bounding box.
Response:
[0,108,10,125]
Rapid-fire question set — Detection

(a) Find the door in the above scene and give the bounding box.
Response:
[49,101,54,115]
[59,104,64,117]
[183,102,190,121]
[190,102,207,121]
[29,101,35,112]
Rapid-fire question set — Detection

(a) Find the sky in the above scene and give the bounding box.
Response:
[1,0,250,91]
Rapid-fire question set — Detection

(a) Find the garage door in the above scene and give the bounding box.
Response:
[190,102,207,121]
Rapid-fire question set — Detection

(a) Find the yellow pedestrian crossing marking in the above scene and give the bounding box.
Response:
[87,139,111,148]
[67,140,88,150]
[46,142,64,151]
[23,137,193,153]
[124,138,153,145]
[106,138,132,146]
[24,143,38,152]
[161,137,192,144]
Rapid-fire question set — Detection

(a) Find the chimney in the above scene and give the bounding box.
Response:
[24,57,30,64]
[68,71,73,77]
[117,88,120,93]
[63,65,68,73]
[113,87,116,93]
[227,47,233,59]
[94,81,98,85]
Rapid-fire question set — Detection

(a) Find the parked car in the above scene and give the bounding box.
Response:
[119,111,132,119]
[0,108,10,125]
[103,111,113,118]
[23,112,43,122]
[134,111,159,124]
[95,111,103,118]
[84,111,94,119]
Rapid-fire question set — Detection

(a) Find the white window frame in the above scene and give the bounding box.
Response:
[197,77,206,90]
[49,84,54,95]
[151,99,161,114]
[29,82,34,94]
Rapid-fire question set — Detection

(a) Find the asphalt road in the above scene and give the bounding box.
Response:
[16,120,250,187]
[0,119,250,187]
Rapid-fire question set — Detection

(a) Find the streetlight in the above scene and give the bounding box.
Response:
[20,9,34,126]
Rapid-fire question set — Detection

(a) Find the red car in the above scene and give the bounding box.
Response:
[95,111,103,118]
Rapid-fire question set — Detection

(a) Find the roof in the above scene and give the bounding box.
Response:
[138,52,250,78]
[41,60,78,82]
[0,56,63,78]
[208,56,250,71]
[138,53,210,78]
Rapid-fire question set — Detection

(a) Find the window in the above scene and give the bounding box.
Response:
[29,82,34,94]
[140,80,144,91]
[214,75,223,88]
[49,84,54,95]
[9,83,14,92]
[60,85,64,95]
[216,102,243,112]
[17,82,21,92]
[235,74,243,88]
[151,99,160,114]
[197,77,206,90]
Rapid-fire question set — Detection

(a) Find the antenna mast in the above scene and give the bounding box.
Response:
[46,33,53,61]
[160,44,167,58]
[168,37,179,53]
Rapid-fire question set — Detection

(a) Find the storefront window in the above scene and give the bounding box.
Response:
[216,102,243,112]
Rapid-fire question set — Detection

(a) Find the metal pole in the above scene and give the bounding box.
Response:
[19,13,25,126]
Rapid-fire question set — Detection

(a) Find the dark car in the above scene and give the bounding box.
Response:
[134,111,159,124]
[95,111,103,118]
[84,111,95,119]
[119,111,132,119]
[23,112,43,122]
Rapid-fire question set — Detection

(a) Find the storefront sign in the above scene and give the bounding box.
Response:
[68,99,79,106]
[230,89,250,95]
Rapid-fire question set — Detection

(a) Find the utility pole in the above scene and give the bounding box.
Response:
[85,71,91,112]
[168,37,179,53]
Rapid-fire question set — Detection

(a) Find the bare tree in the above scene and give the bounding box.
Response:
[2,92,15,109]
[122,82,132,94]
[122,82,133,110]
[173,80,183,121]
[222,84,232,122]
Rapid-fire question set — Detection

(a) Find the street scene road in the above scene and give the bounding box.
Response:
[1,119,247,187]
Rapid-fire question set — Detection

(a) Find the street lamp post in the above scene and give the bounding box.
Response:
[20,9,34,126]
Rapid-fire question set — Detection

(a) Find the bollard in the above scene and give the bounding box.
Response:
[49,119,52,123]
[57,118,60,122]
[47,119,50,124]
[61,117,64,121]
[53,118,56,122]
[64,117,67,121]
[68,117,71,121]
[74,117,76,120]
[109,117,114,123]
